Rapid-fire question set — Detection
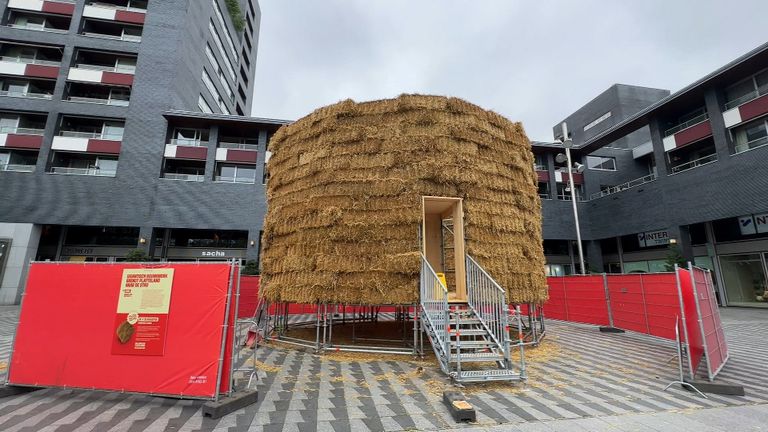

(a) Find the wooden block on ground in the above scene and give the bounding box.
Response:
[202,390,258,419]
[443,390,476,422]
[684,379,745,396]
[599,326,625,333]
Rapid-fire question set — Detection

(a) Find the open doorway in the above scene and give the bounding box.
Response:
[422,196,466,302]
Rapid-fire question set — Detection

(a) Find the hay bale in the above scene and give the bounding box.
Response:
[261,94,547,305]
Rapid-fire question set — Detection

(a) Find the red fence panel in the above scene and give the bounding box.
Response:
[637,273,680,340]
[690,266,729,380]
[238,276,260,319]
[544,277,568,321]
[677,268,704,377]
[9,262,234,399]
[562,276,609,326]
[607,274,650,335]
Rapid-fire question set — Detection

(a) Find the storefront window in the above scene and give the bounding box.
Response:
[720,254,768,305]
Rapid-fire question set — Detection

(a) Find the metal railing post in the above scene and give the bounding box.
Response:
[603,273,614,328]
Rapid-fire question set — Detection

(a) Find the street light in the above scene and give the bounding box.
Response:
[557,122,586,275]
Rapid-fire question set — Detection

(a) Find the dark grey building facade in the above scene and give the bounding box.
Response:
[536,42,768,308]
[0,0,287,304]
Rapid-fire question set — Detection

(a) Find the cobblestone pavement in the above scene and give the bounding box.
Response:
[0,306,765,431]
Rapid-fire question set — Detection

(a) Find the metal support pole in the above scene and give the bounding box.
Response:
[516,305,527,379]
[639,273,651,334]
[562,122,585,275]
[315,303,321,353]
[603,273,615,328]
[214,261,236,402]
[412,304,418,356]
[229,264,242,396]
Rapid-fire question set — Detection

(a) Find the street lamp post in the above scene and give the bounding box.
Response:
[560,122,586,275]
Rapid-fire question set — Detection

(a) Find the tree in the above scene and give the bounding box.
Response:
[125,249,150,262]
[241,260,260,275]
[663,244,688,272]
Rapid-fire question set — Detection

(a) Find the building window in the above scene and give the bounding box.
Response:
[533,153,546,171]
[583,112,611,132]
[537,182,550,199]
[198,95,213,113]
[205,44,235,99]
[586,155,616,171]
[724,68,768,110]
[731,118,768,154]
[215,163,256,184]
[208,20,236,74]
[556,183,583,201]
[211,0,238,58]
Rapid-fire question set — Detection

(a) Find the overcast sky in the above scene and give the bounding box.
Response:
[251,1,768,142]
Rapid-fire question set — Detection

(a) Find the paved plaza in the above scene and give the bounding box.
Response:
[0,306,765,431]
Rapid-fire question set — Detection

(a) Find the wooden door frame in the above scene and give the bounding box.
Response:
[421,196,466,302]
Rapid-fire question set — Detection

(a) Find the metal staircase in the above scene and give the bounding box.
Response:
[420,254,527,383]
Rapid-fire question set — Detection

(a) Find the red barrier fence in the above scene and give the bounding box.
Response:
[545,264,729,381]
[8,261,243,400]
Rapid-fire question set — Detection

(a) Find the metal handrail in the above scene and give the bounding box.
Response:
[0,163,35,172]
[0,56,60,66]
[724,84,768,111]
[0,90,53,100]
[664,113,709,137]
[0,127,44,135]
[214,176,256,184]
[590,173,658,200]
[59,130,123,140]
[670,153,718,174]
[81,32,141,42]
[162,173,204,182]
[67,96,129,106]
[50,167,115,176]
[557,193,587,202]
[465,255,511,367]
[87,2,147,13]
[74,63,135,74]
[734,136,768,154]
[167,139,207,147]
[420,254,450,373]
[218,142,259,151]
[8,24,68,34]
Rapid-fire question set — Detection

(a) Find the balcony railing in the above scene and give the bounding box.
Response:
[73,63,135,74]
[88,2,147,13]
[0,163,35,172]
[214,175,256,184]
[0,90,53,100]
[167,139,207,147]
[50,166,115,176]
[218,142,258,151]
[557,193,587,202]
[67,96,129,106]
[59,130,123,140]
[590,173,657,200]
[81,32,141,42]
[670,153,718,174]
[8,24,69,34]
[664,113,709,137]
[724,84,768,111]
[0,56,61,66]
[0,126,44,135]
[734,136,768,155]
[162,173,204,182]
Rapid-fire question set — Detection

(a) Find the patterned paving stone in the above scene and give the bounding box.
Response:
[0,305,764,431]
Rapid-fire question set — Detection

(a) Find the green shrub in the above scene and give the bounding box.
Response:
[241,260,260,275]
[224,0,245,32]
[125,249,150,262]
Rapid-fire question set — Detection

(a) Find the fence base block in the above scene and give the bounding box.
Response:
[202,391,258,419]
[599,326,625,333]
[684,379,745,396]
[443,390,476,422]
[0,386,40,399]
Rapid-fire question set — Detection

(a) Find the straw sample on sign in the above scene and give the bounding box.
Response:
[260,94,548,305]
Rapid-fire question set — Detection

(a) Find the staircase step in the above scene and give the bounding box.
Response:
[449,329,487,337]
[450,340,495,348]
[454,369,522,383]
[450,352,503,362]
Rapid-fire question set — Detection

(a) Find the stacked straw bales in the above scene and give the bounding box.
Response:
[260,94,548,305]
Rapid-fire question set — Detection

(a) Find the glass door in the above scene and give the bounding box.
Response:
[719,254,768,306]
[102,122,124,140]
[0,116,19,134]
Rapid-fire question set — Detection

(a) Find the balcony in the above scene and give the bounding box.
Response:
[161,159,206,182]
[49,152,118,177]
[0,77,55,100]
[68,50,136,87]
[670,154,718,174]
[590,174,657,200]
[81,18,142,42]
[0,148,38,172]
[64,82,130,106]
[723,85,768,129]
[214,163,256,184]
[668,138,716,175]
[216,138,258,164]
[6,11,71,33]
[0,114,46,150]
[6,0,75,16]
[0,42,63,79]
[662,112,712,152]
[53,117,124,154]
[83,1,147,25]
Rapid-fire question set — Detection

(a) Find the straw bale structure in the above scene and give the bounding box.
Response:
[260,94,547,305]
